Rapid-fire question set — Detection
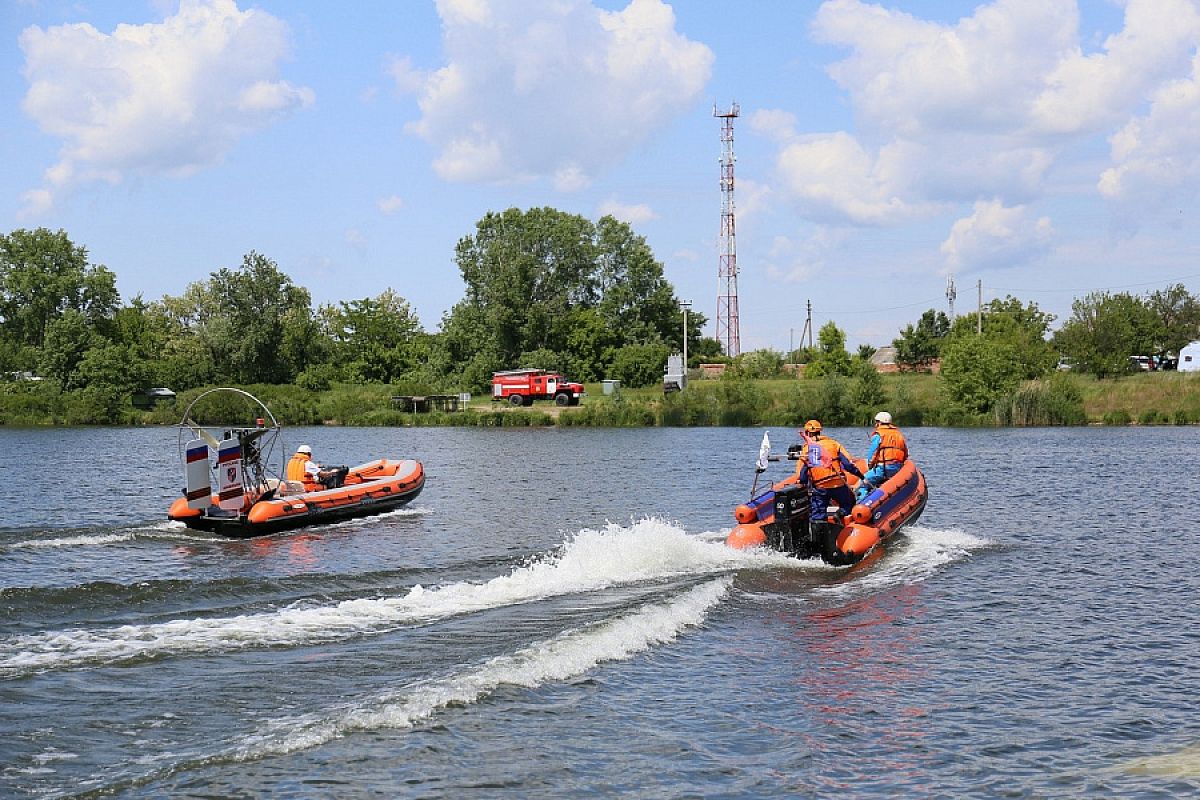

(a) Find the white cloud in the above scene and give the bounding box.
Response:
[597,197,657,225]
[1098,52,1200,205]
[401,0,713,186]
[773,131,930,225]
[19,0,313,212]
[763,228,849,284]
[760,0,1200,234]
[1032,0,1200,135]
[940,199,1054,272]
[377,195,405,214]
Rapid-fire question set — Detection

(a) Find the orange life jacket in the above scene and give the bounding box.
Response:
[870,424,908,467]
[287,453,318,487]
[803,438,849,489]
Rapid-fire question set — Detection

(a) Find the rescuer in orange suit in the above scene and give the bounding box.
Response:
[287,445,346,490]
[795,419,865,522]
[857,410,908,501]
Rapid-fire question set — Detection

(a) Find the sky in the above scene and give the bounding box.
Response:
[4,0,1200,353]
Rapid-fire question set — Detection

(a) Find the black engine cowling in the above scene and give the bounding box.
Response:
[766,484,815,558]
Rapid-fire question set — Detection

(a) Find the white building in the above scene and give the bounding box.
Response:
[1179,341,1200,372]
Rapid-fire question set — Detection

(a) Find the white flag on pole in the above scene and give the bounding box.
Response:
[755,431,771,471]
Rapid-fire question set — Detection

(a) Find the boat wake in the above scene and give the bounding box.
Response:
[50,578,732,797]
[230,578,731,760]
[0,518,769,678]
[814,525,990,599]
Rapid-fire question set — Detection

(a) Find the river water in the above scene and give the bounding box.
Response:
[1,424,1198,798]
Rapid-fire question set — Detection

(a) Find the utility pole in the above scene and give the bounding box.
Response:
[681,300,691,370]
[977,279,983,335]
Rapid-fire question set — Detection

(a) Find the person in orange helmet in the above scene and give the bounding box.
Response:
[795,419,865,522]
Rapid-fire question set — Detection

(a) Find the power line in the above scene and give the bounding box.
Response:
[987,272,1200,295]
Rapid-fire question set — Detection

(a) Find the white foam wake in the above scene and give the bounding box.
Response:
[3,532,137,550]
[231,577,732,759]
[814,525,989,598]
[0,519,766,677]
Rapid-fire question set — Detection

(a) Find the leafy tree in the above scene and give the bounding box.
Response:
[1053,291,1163,378]
[804,321,853,377]
[893,309,950,372]
[608,342,671,388]
[165,252,316,384]
[848,358,886,418]
[689,336,725,367]
[728,349,785,379]
[939,334,1027,414]
[323,289,424,383]
[39,310,95,390]
[442,208,690,386]
[1145,283,1200,358]
[940,296,1056,411]
[0,228,119,349]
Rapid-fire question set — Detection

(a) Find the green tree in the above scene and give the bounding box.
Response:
[165,252,316,384]
[893,309,950,372]
[324,289,424,383]
[805,321,853,377]
[848,358,886,418]
[1145,283,1200,358]
[608,342,671,387]
[0,228,119,350]
[442,208,690,384]
[1053,291,1163,378]
[39,310,95,390]
[940,296,1056,412]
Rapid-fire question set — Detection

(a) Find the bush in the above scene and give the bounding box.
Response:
[1102,409,1132,426]
[994,374,1086,426]
[1173,408,1196,425]
[1138,409,1168,425]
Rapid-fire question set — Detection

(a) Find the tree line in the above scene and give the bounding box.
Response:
[2,210,1197,425]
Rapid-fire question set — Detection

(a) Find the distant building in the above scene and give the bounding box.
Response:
[870,346,899,374]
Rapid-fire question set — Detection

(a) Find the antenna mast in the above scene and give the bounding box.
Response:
[946,274,957,319]
[714,103,740,357]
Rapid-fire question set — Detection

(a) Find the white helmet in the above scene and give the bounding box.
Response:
[874,411,892,425]
[297,444,312,454]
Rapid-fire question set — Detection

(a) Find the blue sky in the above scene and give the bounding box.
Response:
[4,0,1200,353]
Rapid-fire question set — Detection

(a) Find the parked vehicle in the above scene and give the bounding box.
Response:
[491,369,585,406]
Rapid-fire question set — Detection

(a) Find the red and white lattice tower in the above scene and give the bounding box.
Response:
[714,103,740,357]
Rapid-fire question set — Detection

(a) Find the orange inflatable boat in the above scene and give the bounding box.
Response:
[169,458,424,537]
[726,448,927,566]
[166,388,425,538]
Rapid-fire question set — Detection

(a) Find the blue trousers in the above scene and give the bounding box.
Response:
[857,464,901,501]
[810,485,857,522]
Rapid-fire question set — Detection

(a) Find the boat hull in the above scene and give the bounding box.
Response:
[726,459,927,566]
[168,458,424,538]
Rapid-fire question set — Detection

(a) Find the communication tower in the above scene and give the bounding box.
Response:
[714,103,740,357]
[946,274,957,319]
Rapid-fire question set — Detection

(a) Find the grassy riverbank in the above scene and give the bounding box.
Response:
[4,370,1200,427]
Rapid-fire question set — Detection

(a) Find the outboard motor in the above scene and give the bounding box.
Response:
[767,484,812,558]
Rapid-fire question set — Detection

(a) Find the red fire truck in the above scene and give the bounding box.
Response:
[492,369,585,406]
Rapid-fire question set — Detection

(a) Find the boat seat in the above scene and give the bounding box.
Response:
[275,479,307,496]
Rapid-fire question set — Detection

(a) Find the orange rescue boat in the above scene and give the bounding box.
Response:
[166,388,425,538]
[726,434,927,566]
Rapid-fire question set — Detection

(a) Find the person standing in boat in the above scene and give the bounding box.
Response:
[287,445,346,490]
[857,411,908,501]
[795,419,865,522]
